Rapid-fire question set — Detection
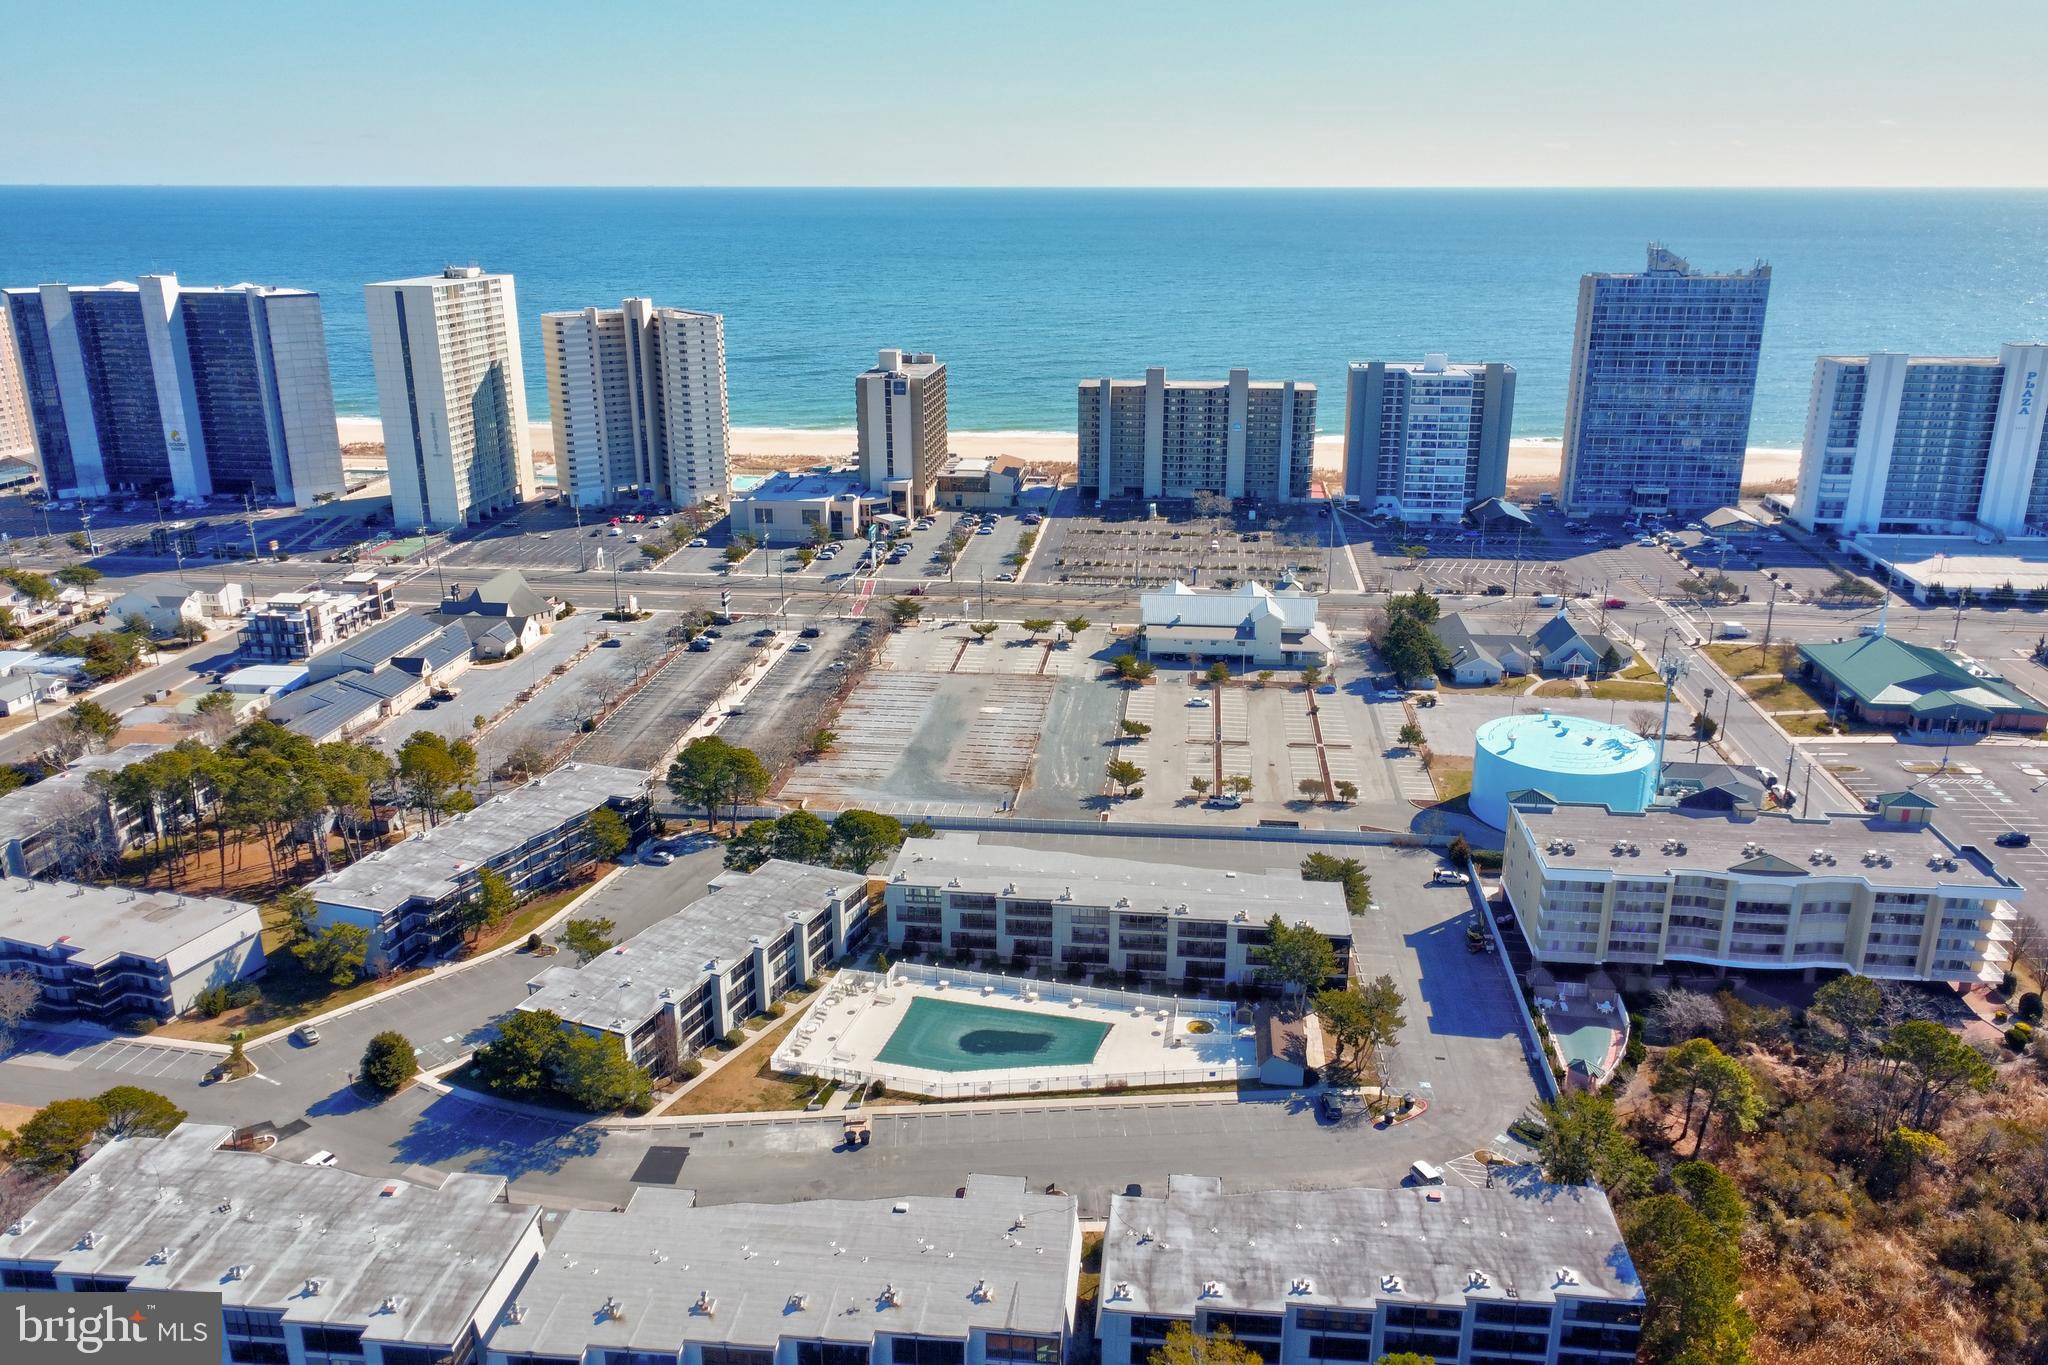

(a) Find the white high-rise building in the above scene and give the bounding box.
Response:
[364,266,532,531]
[1342,355,1515,522]
[1790,343,2048,536]
[856,348,947,514]
[541,298,730,509]
[1077,367,1317,504]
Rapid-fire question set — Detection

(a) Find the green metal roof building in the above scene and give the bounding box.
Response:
[1797,635,2048,736]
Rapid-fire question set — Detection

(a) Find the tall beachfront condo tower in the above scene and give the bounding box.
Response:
[855,348,947,515]
[365,266,532,531]
[1077,368,1317,504]
[0,317,35,464]
[1790,344,2048,536]
[1,276,345,505]
[1343,354,1515,522]
[541,299,730,510]
[1560,244,1771,518]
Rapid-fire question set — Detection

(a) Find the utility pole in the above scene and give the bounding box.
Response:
[1758,580,1778,671]
[1696,685,1714,760]
[243,493,259,562]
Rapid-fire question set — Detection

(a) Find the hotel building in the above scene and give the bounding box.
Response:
[2,276,345,504]
[1097,1175,1641,1365]
[1342,356,1515,522]
[1501,795,2021,983]
[520,859,871,1076]
[542,299,731,510]
[0,311,36,464]
[857,349,948,515]
[881,833,1350,991]
[1078,368,1316,504]
[1,1123,544,1365]
[365,267,533,530]
[482,1175,1079,1365]
[1789,343,2048,535]
[1559,245,1770,518]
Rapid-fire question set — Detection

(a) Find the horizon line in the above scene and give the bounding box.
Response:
[4,182,2048,193]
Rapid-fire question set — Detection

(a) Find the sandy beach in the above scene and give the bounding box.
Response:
[335,418,1801,495]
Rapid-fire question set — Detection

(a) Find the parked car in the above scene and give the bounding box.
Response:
[687,638,712,652]
[1430,868,1471,886]
[293,1024,321,1046]
[1997,831,2033,848]
[686,537,709,547]
[799,626,822,638]
[1187,695,1212,708]
[996,571,1016,582]
[1208,793,1243,809]
[790,641,813,652]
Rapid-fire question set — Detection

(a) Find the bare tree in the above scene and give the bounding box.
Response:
[2005,913,2044,980]
[1628,707,1662,740]
[1650,988,1726,1045]
[45,789,119,882]
[0,969,40,1045]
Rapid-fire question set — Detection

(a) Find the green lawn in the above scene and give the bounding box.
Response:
[1741,674,1833,712]
[1529,679,1582,698]
[1430,755,1474,803]
[1703,641,1800,675]
[1589,679,1668,701]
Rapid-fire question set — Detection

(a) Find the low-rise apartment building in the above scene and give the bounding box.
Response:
[1,1123,544,1365]
[309,763,651,971]
[882,834,1350,992]
[1097,1175,1641,1365]
[521,859,870,1075]
[242,573,398,662]
[1502,797,2021,982]
[0,742,167,878]
[482,1174,1080,1365]
[0,876,265,1023]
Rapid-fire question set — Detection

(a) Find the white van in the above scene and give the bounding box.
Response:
[1535,594,1561,608]
[1407,1160,1446,1186]
[1717,622,1750,639]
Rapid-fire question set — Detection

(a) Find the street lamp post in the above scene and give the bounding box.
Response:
[1696,685,1714,760]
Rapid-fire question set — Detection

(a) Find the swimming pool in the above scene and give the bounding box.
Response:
[1552,1019,1620,1079]
[875,997,1110,1073]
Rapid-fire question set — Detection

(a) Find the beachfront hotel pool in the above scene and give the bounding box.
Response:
[876,997,1109,1072]
[772,967,1255,1099]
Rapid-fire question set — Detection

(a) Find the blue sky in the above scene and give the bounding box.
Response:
[9,1,2043,186]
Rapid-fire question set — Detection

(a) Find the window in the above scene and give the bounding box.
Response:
[1302,1338,1376,1363]
[1122,1319,1185,1345]
[891,1338,965,1365]
[597,1353,676,1365]
[224,1310,286,1338]
[230,1342,290,1365]
[700,1349,775,1365]
[796,1344,870,1365]
[1,1266,58,1290]
[67,1275,133,1293]
[982,1333,1060,1364]
[300,1326,367,1359]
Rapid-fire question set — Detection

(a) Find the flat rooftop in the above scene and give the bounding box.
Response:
[1476,712,1658,776]
[485,1176,1075,1359]
[0,876,260,968]
[886,833,1351,937]
[1514,804,2017,893]
[310,762,646,913]
[733,469,871,501]
[521,859,863,1033]
[0,1125,538,1347]
[1101,1176,1639,1314]
[1848,535,2048,593]
[0,743,165,848]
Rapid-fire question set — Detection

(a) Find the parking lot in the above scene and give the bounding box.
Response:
[718,620,878,775]
[1812,744,2048,888]
[1028,499,1355,592]
[572,636,754,771]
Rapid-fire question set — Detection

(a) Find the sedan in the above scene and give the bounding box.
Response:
[1603,597,1628,609]
[686,537,709,548]
[1997,831,2033,848]
[799,626,822,638]
[995,571,1016,582]
[790,641,813,653]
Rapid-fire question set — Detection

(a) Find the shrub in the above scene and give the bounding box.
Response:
[193,983,231,1019]
[1447,834,1471,865]
[525,933,542,952]
[678,1059,704,1080]
[722,1029,746,1050]
[360,1031,419,1093]
[2005,1022,2034,1051]
[2020,992,2043,1022]
[804,975,823,992]
[769,1001,787,1018]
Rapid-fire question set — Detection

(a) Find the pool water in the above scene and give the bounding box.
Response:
[876,997,1110,1072]
[1554,1020,1620,1078]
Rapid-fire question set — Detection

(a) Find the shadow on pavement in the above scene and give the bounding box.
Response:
[1402,916,1523,1042]
[390,1090,603,1179]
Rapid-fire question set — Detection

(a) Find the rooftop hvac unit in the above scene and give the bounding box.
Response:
[1381,1274,1403,1293]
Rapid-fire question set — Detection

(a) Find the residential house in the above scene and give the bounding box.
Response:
[438,569,552,659]
[1436,611,1630,686]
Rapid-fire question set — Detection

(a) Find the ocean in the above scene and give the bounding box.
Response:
[1,187,2043,446]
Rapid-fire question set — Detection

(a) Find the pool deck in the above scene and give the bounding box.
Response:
[773,969,1255,1099]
